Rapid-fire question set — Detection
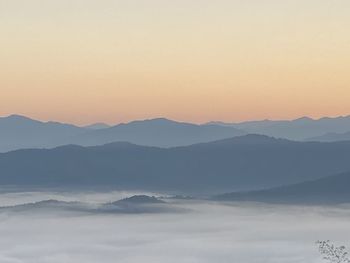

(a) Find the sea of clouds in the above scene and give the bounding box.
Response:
[0,190,349,263]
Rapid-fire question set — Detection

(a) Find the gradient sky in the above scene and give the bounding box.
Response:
[1,0,349,125]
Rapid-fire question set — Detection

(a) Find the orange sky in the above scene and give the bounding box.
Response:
[1,0,349,125]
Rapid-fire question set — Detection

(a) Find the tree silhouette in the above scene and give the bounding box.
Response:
[317,240,350,263]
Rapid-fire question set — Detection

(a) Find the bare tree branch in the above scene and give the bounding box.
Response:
[317,240,350,263]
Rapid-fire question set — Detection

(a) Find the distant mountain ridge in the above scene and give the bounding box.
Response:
[3,114,350,152]
[71,118,246,148]
[0,195,171,214]
[213,172,350,204]
[308,131,350,142]
[0,115,245,152]
[2,135,350,193]
[0,114,87,152]
[208,115,350,141]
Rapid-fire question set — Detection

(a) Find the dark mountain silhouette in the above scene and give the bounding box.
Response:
[308,131,350,142]
[208,115,350,141]
[0,114,87,152]
[70,118,246,148]
[213,172,350,204]
[2,135,350,193]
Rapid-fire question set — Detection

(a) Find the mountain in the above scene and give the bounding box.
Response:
[0,200,83,212]
[0,196,174,214]
[111,195,165,205]
[70,118,246,148]
[0,115,245,151]
[213,172,350,204]
[4,114,350,151]
[208,115,350,141]
[2,135,350,193]
[0,115,87,152]
[308,131,350,142]
[83,123,111,130]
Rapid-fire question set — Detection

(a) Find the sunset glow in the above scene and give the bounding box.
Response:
[1,0,349,125]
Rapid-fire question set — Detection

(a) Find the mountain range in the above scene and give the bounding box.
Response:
[214,172,350,204]
[2,134,350,193]
[0,115,245,152]
[0,195,173,214]
[70,118,246,148]
[209,115,350,141]
[308,131,350,142]
[3,114,350,153]
[0,115,86,152]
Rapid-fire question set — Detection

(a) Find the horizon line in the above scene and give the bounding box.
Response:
[1,113,350,128]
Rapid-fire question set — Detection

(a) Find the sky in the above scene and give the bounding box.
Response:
[0,0,349,125]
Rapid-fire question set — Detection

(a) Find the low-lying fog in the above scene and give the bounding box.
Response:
[0,190,349,263]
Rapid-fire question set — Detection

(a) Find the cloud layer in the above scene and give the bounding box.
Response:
[0,191,350,263]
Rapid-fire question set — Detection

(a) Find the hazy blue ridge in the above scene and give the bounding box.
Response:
[2,135,350,193]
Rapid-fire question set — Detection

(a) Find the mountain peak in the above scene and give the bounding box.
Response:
[111,195,165,205]
[5,114,35,121]
[294,116,313,122]
[0,114,41,125]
